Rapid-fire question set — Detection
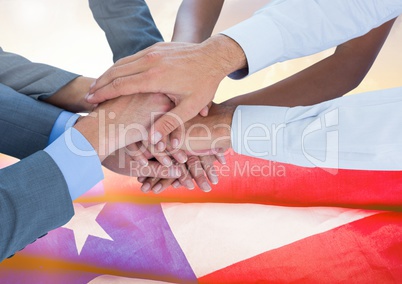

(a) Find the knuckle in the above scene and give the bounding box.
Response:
[111,77,123,91]
[160,117,179,134]
[108,67,119,80]
[144,51,162,63]
[187,156,199,165]
[115,58,125,65]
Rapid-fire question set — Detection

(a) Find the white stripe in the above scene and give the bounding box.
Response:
[162,203,377,277]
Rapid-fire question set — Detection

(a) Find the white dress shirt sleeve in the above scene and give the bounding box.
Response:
[221,0,402,78]
[231,87,402,170]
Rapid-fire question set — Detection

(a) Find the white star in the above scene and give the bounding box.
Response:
[62,203,113,255]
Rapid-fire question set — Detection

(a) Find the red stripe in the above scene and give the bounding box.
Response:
[199,212,402,283]
[99,153,402,210]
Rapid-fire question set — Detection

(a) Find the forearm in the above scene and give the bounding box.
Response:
[224,19,395,107]
[0,151,74,261]
[221,0,402,77]
[0,48,80,100]
[231,87,402,170]
[172,0,224,43]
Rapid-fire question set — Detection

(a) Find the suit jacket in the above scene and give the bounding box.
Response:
[89,0,163,62]
[0,49,79,261]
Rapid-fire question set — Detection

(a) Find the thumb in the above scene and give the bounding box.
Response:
[150,100,201,144]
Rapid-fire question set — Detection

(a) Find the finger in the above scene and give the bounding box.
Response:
[200,155,219,185]
[141,141,172,167]
[187,156,211,192]
[88,48,156,95]
[125,143,148,166]
[141,145,154,160]
[87,73,146,104]
[156,135,168,153]
[153,149,173,167]
[152,178,176,194]
[141,177,160,193]
[150,99,204,144]
[137,177,146,183]
[199,102,212,117]
[177,163,195,190]
[170,122,185,150]
[166,145,187,164]
[199,106,209,117]
[215,149,227,165]
[172,180,181,188]
[130,161,181,178]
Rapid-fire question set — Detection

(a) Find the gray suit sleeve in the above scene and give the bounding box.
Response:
[0,84,63,159]
[0,151,74,262]
[0,47,80,100]
[89,0,163,62]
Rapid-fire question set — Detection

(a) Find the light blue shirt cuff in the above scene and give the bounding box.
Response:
[44,128,104,200]
[48,111,80,145]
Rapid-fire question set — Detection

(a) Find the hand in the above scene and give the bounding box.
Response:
[139,155,221,194]
[74,93,173,162]
[44,76,97,112]
[86,35,246,150]
[102,148,182,179]
[171,103,235,155]
[102,141,188,177]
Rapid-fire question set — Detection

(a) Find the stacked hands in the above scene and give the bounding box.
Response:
[74,92,234,194]
[73,37,244,194]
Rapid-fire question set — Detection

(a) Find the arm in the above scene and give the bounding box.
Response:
[44,76,95,113]
[0,151,74,261]
[172,0,224,43]
[221,0,402,77]
[87,0,401,148]
[178,85,402,171]
[0,48,94,112]
[225,19,395,107]
[0,84,63,159]
[89,0,163,62]
[1,92,176,261]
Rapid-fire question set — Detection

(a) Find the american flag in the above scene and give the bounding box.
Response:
[1,153,402,283]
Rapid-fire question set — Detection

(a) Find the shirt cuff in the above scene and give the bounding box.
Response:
[231,105,288,163]
[221,12,284,78]
[48,111,80,145]
[44,128,104,200]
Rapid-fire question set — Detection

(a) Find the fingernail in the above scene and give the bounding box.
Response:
[170,167,181,178]
[90,81,96,89]
[138,177,146,183]
[172,139,179,148]
[141,183,151,192]
[86,93,94,101]
[139,159,149,166]
[153,183,163,194]
[152,131,163,144]
[211,175,219,185]
[163,157,172,167]
[201,182,212,192]
[185,180,195,190]
[176,152,187,163]
[218,155,227,165]
[172,181,181,188]
[157,141,165,151]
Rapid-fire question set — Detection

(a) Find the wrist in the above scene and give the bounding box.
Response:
[73,112,108,162]
[202,34,247,77]
[46,76,96,113]
[214,104,235,150]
